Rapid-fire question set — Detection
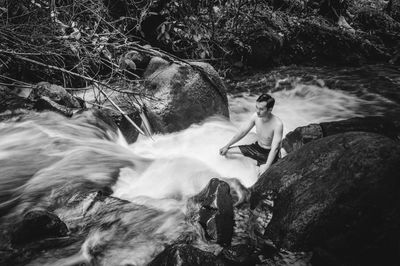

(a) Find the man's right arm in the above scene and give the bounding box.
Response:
[220,114,256,155]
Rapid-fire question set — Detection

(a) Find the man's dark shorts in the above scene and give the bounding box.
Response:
[238,142,279,166]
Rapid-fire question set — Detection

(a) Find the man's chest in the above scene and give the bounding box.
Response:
[255,120,274,138]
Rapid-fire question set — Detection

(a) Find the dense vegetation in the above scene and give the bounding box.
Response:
[0,0,399,88]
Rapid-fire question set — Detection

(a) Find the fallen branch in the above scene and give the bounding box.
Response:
[12,54,150,137]
[93,83,146,136]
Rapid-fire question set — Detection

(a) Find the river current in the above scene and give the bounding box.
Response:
[0,65,398,265]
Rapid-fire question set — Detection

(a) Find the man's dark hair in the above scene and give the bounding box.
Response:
[256,93,275,109]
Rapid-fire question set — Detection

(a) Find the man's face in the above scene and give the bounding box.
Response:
[256,101,270,117]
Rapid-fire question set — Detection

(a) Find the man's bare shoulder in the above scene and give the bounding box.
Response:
[272,115,283,129]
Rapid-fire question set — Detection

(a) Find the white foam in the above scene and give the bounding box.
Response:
[113,118,259,203]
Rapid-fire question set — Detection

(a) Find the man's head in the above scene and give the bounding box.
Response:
[256,93,275,117]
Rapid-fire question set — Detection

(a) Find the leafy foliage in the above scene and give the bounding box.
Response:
[0,0,161,87]
[156,1,277,62]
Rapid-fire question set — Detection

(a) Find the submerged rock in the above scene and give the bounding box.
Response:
[11,209,68,246]
[252,132,400,265]
[142,57,229,133]
[191,178,234,247]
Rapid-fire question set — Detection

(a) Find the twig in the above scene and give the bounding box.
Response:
[0,74,32,86]
[84,101,117,113]
[93,83,152,138]
[0,50,61,56]
[0,82,32,88]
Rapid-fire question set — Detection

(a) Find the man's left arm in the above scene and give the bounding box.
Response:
[259,122,283,175]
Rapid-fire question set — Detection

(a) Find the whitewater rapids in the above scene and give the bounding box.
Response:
[0,80,392,265]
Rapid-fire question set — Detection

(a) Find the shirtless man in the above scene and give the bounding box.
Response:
[219,93,283,176]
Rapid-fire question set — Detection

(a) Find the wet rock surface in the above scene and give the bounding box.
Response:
[0,82,82,120]
[11,209,68,247]
[282,116,400,153]
[218,244,259,266]
[1,56,230,142]
[143,57,229,133]
[252,132,400,265]
[30,82,82,109]
[2,189,180,266]
[149,244,224,266]
[191,178,234,247]
[320,116,399,139]
[282,123,323,154]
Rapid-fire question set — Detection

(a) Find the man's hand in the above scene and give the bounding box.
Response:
[219,146,229,156]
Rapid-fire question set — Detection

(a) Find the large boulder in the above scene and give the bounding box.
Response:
[282,116,399,153]
[142,57,229,133]
[251,132,400,265]
[191,178,234,247]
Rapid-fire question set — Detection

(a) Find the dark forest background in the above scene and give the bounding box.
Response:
[1,0,399,88]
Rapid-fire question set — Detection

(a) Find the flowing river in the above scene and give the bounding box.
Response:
[0,64,399,265]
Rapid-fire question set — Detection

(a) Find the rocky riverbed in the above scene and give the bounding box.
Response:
[1,57,400,265]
